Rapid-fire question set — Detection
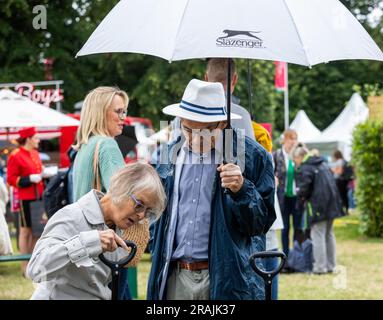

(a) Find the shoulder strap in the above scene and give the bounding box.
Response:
[93,141,101,191]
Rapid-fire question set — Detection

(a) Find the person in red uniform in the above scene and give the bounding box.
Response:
[7,127,44,275]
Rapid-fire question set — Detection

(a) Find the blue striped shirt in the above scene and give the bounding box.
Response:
[171,149,217,262]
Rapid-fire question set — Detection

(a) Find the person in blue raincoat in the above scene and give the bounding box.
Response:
[147,79,276,300]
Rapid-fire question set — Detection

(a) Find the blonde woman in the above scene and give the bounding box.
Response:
[73,86,129,200]
[72,86,131,298]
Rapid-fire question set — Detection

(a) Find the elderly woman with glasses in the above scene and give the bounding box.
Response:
[27,163,166,300]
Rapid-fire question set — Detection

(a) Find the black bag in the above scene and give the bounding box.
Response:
[340,162,354,182]
[43,148,77,219]
[286,239,313,273]
[43,168,70,219]
[30,199,47,236]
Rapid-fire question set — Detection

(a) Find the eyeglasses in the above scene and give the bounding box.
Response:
[114,108,127,120]
[129,194,156,219]
[181,122,220,136]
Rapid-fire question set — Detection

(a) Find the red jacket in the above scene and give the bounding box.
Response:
[7,147,44,200]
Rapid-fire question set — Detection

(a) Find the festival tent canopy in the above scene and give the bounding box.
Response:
[0,89,80,128]
[305,93,369,160]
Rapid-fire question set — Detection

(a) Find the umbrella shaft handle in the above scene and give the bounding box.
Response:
[224,57,232,163]
[111,271,120,300]
[226,58,232,129]
[265,280,272,301]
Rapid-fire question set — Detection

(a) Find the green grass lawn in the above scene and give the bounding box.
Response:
[279,212,383,299]
[1,210,383,300]
[0,237,34,300]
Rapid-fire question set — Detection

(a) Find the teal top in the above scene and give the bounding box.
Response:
[73,135,125,201]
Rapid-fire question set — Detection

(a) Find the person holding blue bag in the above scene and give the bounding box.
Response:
[293,146,345,274]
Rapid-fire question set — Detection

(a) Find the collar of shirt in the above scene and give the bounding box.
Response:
[20,147,30,154]
[282,147,292,168]
[282,147,289,159]
[78,190,108,226]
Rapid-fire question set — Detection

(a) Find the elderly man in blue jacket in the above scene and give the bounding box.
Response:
[147,79,276,300]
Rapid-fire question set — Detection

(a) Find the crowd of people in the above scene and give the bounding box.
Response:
[0,58,356,300]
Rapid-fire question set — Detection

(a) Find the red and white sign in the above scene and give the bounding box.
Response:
[14,82,64,107]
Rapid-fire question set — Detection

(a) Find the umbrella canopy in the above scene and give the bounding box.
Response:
[290,110,321,143]
[0,89,80,128]
[77,0,383,66]
[76,0,383,161]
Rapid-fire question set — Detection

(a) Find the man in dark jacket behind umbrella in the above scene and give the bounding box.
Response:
[292,146,344,274]
[147,79,276,300]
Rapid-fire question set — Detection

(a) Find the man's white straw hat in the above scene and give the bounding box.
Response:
[162,79,241,123]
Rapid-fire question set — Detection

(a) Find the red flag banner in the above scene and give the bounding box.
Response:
[274,61,287,91]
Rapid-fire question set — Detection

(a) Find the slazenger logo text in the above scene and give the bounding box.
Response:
[216,30,264,49]
[216,38,263,48]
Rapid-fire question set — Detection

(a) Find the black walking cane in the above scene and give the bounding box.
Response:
[249,251,286,301]
[99,240,137,300]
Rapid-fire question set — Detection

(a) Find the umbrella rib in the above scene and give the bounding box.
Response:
[170,0,192,62]
[282,0,311,67]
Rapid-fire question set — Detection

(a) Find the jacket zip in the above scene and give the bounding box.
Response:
[207,170,218,297]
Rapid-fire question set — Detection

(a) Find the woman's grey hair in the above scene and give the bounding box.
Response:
[108,162,166,219]
[292,145,309,159]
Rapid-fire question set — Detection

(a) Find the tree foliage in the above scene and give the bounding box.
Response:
[352,120,383,237]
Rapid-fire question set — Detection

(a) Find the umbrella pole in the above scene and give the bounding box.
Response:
[223,58,232,164]
[226,58,232,129]
[247,60,253,120]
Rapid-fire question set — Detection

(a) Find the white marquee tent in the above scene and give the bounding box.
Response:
[305,93,369,160]
[290,110,321,143]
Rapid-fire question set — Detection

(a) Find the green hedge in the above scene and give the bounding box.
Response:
[352,120,383,237]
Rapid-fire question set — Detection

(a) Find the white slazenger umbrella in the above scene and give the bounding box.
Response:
[76,0,383,156]
[77,0,383,65]
[0,89,80,128]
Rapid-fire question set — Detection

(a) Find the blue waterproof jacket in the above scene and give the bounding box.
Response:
[147,132,276,300]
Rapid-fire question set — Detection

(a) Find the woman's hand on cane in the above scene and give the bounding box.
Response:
[99,229,129,252]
